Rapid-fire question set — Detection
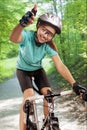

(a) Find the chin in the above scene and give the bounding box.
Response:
[36,36,45,43]
[38,39,45,43]
[39,40,44,43]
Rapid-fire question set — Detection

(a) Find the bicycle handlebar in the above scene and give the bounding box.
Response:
[24,90,87,112]
[25,90,73,101]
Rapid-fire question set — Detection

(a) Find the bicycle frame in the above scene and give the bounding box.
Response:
[24,90,74,130]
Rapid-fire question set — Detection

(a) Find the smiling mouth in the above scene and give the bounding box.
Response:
[36,35,45,43]
[35,35,44,47]
[40,38,45,42]
[35,34,43,44]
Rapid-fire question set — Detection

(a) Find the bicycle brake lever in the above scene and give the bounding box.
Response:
[82,92,87,102]
[78,86,87,96]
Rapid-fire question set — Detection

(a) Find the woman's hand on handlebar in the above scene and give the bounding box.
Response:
[73,82,87,101]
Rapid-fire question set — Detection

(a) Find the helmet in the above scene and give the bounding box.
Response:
[37,13,62,34]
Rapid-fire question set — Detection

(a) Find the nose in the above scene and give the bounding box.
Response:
[43,32,48,40]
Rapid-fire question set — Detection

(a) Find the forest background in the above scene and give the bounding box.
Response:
[0,0,87,89]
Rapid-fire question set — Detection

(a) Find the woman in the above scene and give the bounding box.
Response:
[10,4,83,130]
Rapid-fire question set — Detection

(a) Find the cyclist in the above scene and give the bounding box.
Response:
[10,4,86,130]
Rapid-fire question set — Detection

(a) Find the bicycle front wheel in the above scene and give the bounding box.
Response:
[48,126,60,130]
[52,126,61,130]
[26,119,37,130]
[48,116,61,130]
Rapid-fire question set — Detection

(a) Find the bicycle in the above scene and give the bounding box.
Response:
[23,81,87,130]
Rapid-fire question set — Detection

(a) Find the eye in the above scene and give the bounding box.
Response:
[42,28,46,32]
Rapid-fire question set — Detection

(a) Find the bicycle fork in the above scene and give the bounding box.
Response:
[33,101,39,130]
[41,96,54,130]
[41,94,60,130]
[23,100,39,130]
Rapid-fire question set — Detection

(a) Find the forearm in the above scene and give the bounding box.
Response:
[57,63,76,86]
[10,24,23,43]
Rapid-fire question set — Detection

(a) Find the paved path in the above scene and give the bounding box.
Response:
[0,77,86,130]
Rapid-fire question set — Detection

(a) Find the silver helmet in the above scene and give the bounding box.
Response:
[37,13,62,34]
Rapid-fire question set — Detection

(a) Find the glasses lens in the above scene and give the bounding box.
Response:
[41,26,55,39]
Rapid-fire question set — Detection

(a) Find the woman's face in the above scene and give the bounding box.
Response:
[36,25,56,43]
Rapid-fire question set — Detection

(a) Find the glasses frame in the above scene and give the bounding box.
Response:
[40,26,55,40]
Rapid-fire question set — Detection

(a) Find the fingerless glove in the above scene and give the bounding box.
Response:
[19,8,37,27]
[73,82,87,101]
[73,82,80,95]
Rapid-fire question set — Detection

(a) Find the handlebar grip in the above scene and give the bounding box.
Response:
[82,91,87,102]
[79,86,87,93]
[60,90,73,96]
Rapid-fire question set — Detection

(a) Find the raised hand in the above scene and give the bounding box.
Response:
[20,4,37,27]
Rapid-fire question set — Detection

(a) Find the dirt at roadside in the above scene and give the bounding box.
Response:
[58,94,87,127]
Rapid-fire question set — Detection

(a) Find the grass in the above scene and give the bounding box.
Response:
[0,57,17,82]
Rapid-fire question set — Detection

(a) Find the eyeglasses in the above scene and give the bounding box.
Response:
[40,26,55,40]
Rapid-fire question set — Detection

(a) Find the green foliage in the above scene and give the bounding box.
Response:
[0,57,17,82]
[0,0,25,60]
[51,0,87,87]
[60,0,86,67]
[0,42,18,60]
[63,0,86,32]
